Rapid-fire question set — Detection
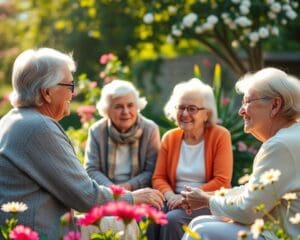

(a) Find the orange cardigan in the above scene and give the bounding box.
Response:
[152,125,233,193]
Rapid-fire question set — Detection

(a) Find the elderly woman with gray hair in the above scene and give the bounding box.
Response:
[84,79,161,191]
[182,67,300,240]
[0,48,163,240]
[149,78,233,240]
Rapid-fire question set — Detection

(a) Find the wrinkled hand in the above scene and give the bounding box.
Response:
[181,186,210,211]
[132,188,164,209]
[166,194,183,210]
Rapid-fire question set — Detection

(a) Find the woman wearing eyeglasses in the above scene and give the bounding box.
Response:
[149,78,233,240]
[181,68,300,240]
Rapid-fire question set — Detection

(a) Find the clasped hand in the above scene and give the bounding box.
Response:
[181,186,210,213]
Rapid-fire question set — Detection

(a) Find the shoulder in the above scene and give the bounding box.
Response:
[89,118,108,132]
[162,128,183,140]
[140,115,159,130]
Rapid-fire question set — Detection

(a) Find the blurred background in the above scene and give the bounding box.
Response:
[1,0,299,185]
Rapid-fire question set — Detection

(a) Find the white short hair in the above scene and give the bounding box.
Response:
[10,48,76,107]
[235,67,300,121]
[96,79,147,118]
[164,78,218,125]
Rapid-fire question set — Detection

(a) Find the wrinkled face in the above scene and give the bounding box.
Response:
[176,92,208,132]
[239,89,273,138]
[47,67,74,121]
[107,93,138,133]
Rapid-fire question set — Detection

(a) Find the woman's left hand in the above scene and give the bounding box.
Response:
[181,186,211,210]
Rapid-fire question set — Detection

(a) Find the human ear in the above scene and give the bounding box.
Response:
[40,88,52,103]
[270,97,282,118]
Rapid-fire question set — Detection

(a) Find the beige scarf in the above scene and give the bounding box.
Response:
[107,116,143,180]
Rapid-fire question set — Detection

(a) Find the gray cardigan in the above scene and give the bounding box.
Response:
[0,108,132,240]
[84,116,160,190]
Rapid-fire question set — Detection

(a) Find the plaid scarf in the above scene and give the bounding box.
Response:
[107,116,143,180]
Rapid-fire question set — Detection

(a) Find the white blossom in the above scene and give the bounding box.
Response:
[182,12,198,28]
[289,213,300,224]
[202,22,214,31]
[1,202,28,213]
[207,15,218,24]
[248,31,259,42]
[240,5,250,15]
[259,27,269,38]
[268,11,277,19]
[231,0,240,4]
[286,9,297,19]
[271,2,281,13]
[242,0,251,7]
[143,13,154,24]
[282,192,297,201]
[271,26,279,35]
[281,19,288,24]
[166,35,175,44]
[259,169,281,186]
[251,219,264,239]
[172,27,182,37]
[195,26,204,34]
[266,0,275,4]
[168,5,177,14]
[235,16,252,27]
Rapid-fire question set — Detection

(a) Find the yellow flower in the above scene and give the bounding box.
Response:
[259,169,281,186]
[289,213,300,224]
[1,201,28,213]
[250,219,264,239]
[282,192,297,201]
[182,224,201,240]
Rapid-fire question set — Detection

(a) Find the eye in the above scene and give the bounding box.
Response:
[188,106,197,113]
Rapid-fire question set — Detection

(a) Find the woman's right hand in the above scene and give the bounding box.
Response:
[166,193,183,210]
[132,188,164,209]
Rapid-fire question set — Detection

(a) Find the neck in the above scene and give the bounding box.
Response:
[183,128,204,144]
[260,117,295,142]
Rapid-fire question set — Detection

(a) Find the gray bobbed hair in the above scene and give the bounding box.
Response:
[164,78,218,125]
[96,79,147,118]
[10,48,76,107]
[235,67,300,121]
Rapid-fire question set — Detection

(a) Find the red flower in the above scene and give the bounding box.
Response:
[136,204,168,225]
[99,53,115,64]
[9,225,39,240]
[63,231,81,240]
[77,206,105,226]
[109,185,126,200]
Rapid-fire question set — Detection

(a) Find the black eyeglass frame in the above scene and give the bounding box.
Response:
[241,96,272,107]
[57,82,75,93]
[175,105,206,115]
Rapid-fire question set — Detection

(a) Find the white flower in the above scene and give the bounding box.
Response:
[266,0,275,4]
[202,22,214,31]
[238,174,250,185]
[270,26,279,35]
[286,9,297,19]
[282,192,297,201]
[168,5,177,14]
[215,187,228,197]
[231,0,240,4]
[207,15,218,24]
[195,26,204,34]
[221,13,230,19]
[235,16,252,27]
[291,2,299,8]
[248,32,259,42]
[281,19,288,25]
[143,13,154,24]
[240,5,250,15]
[1,201,28,213]
[289,213,300,224]
[166,35,175,44]
[182,12,198,28]
[259,27,269,38]
[232,40,240,48]
[271,2,281,13]
[172,27,182,37]
[237,230,248,239]
[259,169,281,186]
[250,219,264,239]
[268,11,277,19]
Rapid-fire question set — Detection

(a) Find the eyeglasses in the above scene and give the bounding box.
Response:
[176,105,205,115]
[57,82,75,93]
[241,96,272,107]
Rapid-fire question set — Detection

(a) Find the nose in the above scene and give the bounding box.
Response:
[72,90,78,97]
[122,107,129,114]
[238,105,245,116]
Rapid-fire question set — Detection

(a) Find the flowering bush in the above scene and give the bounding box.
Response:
[1,186,167,240]
[142,1,299,75]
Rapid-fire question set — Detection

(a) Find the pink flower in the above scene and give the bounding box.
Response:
[77,206,105,226]
[63,231,81,240]
[76,105,96,123]
[9,225,39,240]
[221,96,230,106]
[109,185,126,200]
[89,81,97,89]
[99,53,115,64]
[237,141,248,152]
[136,204,168,225]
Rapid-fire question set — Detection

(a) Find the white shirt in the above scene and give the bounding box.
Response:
[175,140,206,193]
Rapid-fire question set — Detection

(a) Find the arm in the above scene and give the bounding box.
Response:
[201,129,233,191]
[84,126,114,186]
[209,141,296,224]
[127,123,160,190]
